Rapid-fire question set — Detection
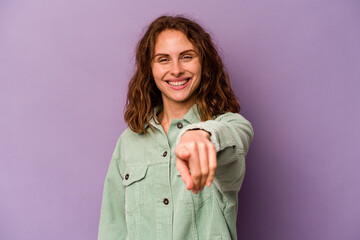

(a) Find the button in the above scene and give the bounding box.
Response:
[163,198,169,205]
[177,122,183,129]
[163,151,167,157]
[125,174,129,180]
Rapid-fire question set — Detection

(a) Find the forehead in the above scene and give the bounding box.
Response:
[154,30,195,53]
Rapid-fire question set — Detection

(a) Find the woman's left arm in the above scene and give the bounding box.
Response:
[175,112,254,194]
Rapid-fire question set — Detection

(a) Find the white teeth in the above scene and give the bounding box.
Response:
[167,79,189,86]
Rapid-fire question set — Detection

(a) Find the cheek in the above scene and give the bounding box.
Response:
[193,67,202,81]
[189,61,202,76]
[152,66,166,81]
[151,69,166,91]
[193,65,202,87]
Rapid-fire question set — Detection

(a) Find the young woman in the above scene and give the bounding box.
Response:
[98,15,254,240]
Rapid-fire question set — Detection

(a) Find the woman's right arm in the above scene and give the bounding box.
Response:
[98,137,127,240]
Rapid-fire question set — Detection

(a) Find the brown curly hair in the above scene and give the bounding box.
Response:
[124,15,241,134]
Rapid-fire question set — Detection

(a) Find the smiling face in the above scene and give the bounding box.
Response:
[151,30,202,109]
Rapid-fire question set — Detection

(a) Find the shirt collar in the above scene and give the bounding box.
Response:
[182,104,201,124]
[145,104,201,130]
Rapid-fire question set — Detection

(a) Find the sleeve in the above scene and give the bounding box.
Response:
[97,136,127,240]
[176,112,254,193]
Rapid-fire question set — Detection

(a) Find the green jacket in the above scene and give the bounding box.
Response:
[98,105,254,240]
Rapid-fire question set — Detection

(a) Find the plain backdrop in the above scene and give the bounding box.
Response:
[1,0,359,239]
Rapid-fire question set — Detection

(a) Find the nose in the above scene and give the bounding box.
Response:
[170,60,184,76]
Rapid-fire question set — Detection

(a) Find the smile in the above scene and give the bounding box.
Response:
[166,78,190,86]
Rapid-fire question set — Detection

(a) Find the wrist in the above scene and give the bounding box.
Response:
[186,129,211,139]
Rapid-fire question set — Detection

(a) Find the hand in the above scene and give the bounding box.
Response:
[175,130,217,194]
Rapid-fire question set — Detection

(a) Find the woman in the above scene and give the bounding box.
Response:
[98,15,254,240]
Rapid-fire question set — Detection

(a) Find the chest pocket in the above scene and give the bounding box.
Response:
[122,164,149,213]
[122,164,149,186]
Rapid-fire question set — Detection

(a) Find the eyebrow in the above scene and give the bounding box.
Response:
[154,49,197,58]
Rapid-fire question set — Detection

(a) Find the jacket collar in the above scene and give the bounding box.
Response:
[145,104,201,130]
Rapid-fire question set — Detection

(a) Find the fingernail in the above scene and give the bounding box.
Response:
[206,181,212,187]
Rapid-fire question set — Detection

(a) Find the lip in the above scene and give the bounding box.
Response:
[165,77,191,90]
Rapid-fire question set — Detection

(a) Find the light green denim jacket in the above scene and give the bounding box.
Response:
[98,105,254,240]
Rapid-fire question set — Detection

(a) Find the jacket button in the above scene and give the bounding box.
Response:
[163,151,167,157]
[163,198,169,205]
[125,174,129,180]
[177,122,183,129]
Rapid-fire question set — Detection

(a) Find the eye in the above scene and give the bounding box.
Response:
[182,55,193,60]
[158,58,169,63]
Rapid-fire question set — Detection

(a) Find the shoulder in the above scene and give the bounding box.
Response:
[120,127,140,139]
[115,127,158,166]
[117,126,155,151]
[112,127,141,155]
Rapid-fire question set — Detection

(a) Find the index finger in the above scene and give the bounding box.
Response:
[177,159,194,190]
[176,148,194,190]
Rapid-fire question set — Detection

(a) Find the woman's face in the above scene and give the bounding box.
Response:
[151,29,202,108]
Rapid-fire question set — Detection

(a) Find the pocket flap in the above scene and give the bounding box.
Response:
[122,164,149,186]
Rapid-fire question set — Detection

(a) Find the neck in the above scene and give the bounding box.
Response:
[157,99,195,134]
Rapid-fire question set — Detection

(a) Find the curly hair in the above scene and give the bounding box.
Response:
[124,15,241,134]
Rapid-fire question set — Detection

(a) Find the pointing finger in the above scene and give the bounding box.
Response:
[176,145,191,159]
[176,156,194,190]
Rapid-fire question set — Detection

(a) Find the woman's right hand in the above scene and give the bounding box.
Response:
[175,130,217,194]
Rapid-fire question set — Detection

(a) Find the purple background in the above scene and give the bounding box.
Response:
[1,0,359,239]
